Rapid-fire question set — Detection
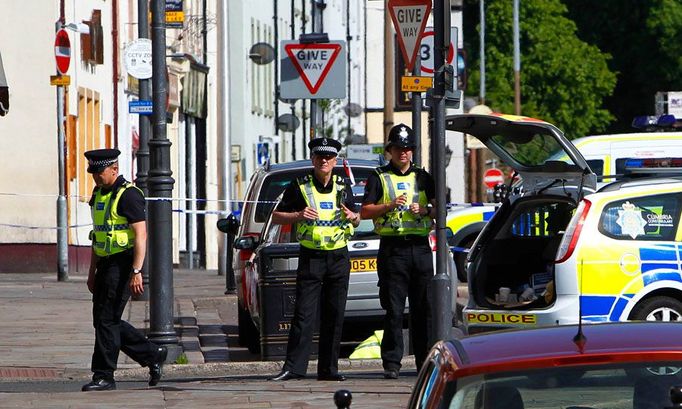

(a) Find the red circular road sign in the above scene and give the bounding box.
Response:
[483,168,505,188]
[55,29,71,75]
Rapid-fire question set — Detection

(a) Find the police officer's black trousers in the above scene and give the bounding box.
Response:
[91,251,160,381]
[377,236,433,372]
[283,246,350,376]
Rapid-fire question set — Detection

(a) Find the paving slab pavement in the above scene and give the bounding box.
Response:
[0,269,432,407]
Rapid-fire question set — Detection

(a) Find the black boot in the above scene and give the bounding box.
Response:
[148,346,168,386]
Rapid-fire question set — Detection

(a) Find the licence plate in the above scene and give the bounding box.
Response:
[350,258,376,272]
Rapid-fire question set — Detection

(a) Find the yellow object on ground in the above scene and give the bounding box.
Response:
[349,330,383,359]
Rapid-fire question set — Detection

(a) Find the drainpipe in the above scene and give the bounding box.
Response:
[112,0,119,147]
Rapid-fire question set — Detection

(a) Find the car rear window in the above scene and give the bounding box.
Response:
[254,165,377,223]
[495,132,576,168]
[599,193,681,241]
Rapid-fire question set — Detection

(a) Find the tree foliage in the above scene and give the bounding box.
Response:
[564,0,682,133]
[463,0,617,139]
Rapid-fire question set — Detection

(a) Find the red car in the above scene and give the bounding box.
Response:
[409,322,682,409]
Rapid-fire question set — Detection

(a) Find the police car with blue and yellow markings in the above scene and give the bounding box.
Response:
[554,158,682,325]
[453,116,682,333]
[445,113,599,334]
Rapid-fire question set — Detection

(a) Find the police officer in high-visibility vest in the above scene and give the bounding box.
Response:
[361,124,436,379]
[269,138,360,382]
[81,149,167,392]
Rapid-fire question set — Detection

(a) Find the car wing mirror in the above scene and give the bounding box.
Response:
[216,214,240,235]
[234,236,258,250]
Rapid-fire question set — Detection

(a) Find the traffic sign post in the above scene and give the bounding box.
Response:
[483,168,505,188]
[388,0,432,71]
[280,40,347,99]
[54,29,71,75]
[54,27,71,282]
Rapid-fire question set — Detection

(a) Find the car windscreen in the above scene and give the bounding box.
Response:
[254,165,377,223]
[446,362,682,409]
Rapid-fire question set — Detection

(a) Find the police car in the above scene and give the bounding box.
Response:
[458,115,682,333]
[444,113,598,334]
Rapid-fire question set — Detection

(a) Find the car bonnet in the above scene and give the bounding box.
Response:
[446,113,597,198]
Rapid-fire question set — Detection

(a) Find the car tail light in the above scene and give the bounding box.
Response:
[555,199,591,263]
[239,233,260,261]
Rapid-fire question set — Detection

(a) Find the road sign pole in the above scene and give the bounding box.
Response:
[430,0,452,346]
[132,0,152,301]
[54,21,69,282]
[56,82,68,282]
[412,52,422,166]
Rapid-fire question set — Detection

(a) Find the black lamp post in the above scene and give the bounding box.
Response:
[147,0,179,358]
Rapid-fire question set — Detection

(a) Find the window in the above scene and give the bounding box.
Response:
[510,202,576,238]
[76,88,107,201]
[586,159,604,176]
[254,166,376,223]
[495,131,575,168]
[599,193,681,241]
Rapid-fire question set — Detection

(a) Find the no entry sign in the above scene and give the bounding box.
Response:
[483,168,505,188]
[54,29,71,75]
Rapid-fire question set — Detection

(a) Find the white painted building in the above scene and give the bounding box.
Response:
[0,0,465,273]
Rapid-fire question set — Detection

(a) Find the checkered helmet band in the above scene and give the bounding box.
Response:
[311,145,338,156]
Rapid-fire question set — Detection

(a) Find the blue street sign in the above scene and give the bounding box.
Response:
[129,100,153,115]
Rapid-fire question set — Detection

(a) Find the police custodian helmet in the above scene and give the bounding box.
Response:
[385,123,416,151]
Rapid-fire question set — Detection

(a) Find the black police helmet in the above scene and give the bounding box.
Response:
[386,123,416,151]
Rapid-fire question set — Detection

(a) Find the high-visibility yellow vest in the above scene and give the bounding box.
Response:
[374,169,431,236]
[90,182,139,257]
[296,175,353,250]
[349,330,383,359]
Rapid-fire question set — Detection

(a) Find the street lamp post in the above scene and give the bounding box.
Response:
[147,0,179,357]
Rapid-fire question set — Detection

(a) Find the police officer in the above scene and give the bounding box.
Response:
[269,137,360,381]
[361,124,436,379]
[81,149,167,391]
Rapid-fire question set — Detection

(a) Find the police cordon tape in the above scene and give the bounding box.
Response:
[0,191,499,232]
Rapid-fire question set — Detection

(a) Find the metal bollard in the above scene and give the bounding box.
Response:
[334,389,352,409]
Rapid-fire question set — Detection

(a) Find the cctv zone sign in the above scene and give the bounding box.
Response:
[280,40,346,99]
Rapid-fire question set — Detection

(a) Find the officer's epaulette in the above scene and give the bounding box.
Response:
[376,164,392,175]
[296,174,312,185]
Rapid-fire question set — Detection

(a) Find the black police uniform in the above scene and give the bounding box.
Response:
[82,149,165,391]
[272,138,358,380]
[362,124,435,375]
[87,175,161,382]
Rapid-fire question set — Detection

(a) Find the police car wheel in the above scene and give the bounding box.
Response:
[630,296,682,322]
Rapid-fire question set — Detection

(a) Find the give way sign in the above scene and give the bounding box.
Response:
[54,29,71,75]
[388,0,431,71]
[280,40,347,99]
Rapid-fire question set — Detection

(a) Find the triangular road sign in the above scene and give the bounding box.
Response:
[388,0,432,71]
[284,43,342,94]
